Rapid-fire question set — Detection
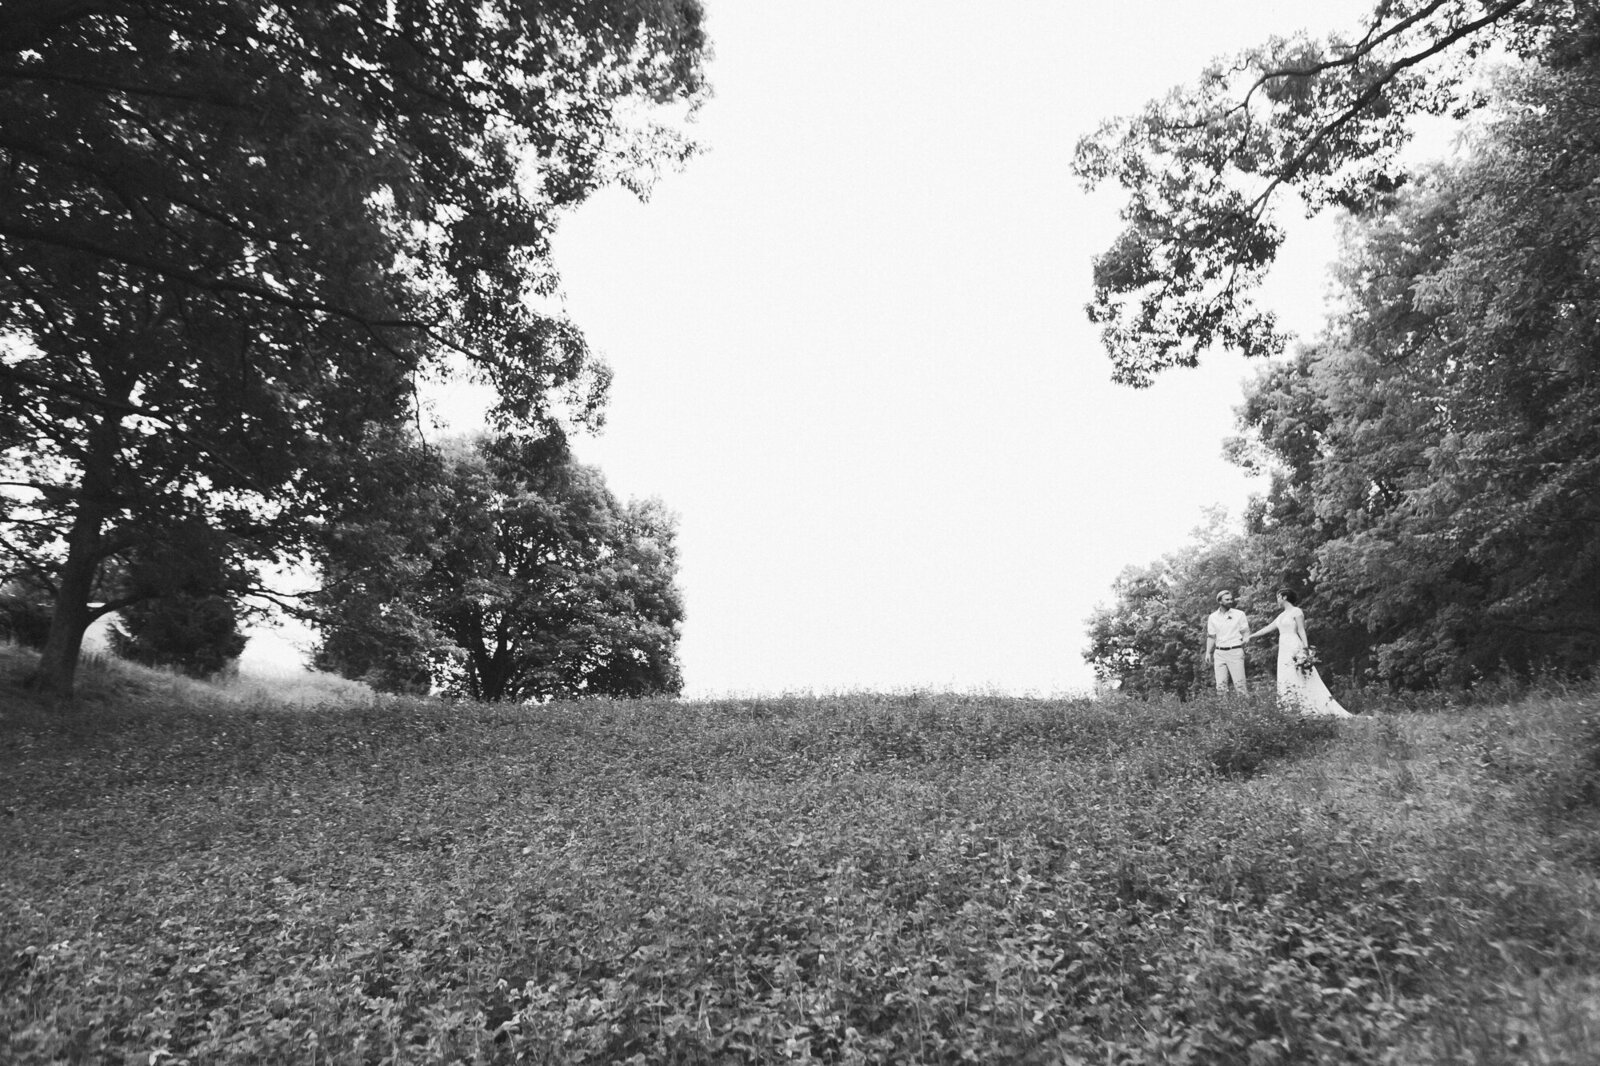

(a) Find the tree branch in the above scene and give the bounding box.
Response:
[1247,0,1535,219]
[0,361,145,418]
[0,218,419,330]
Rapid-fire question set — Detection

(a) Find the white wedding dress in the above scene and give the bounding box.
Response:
[1272,608,1352,718]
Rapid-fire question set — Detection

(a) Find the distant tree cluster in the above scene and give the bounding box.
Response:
[0,1,706,696]
[312,433,684,701]
[1083,1,1600,693]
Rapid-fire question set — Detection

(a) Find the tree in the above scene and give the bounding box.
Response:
[0,1,709,695]
[1071,0,1579,384]
[314,434,685,702]
[1080,2,1600,691]
[1086,562,1204,699]
[1228,57,1600,685]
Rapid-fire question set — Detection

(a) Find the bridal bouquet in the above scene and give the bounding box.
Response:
[1293,646,1321,677]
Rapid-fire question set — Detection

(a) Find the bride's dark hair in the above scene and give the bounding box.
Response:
[1277,588,1299,605]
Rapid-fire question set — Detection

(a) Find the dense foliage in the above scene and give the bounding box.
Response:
[0,580,51,648]
[107,595,246,682]
[1230,69,1600,684]
[1071,0,1578,385]
[313,434,685,701]
[1086,7,1600,693]
[5,650,1600,1063]
[102,519,250,679]
[0,0,708,694]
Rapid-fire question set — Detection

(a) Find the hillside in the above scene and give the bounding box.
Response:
[3,645,1598,1064]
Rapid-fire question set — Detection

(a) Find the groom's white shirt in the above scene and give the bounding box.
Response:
[1208,608,1249,649]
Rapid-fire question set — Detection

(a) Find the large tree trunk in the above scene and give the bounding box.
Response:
[31,420,119,698]
[34,529,99,696]
[471,646,512,703]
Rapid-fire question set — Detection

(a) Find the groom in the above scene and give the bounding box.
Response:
[1204,589,1249,694]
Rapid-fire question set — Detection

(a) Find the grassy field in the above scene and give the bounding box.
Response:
[3,647,1599,1064]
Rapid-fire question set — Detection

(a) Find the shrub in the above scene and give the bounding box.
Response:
[0,589,51,648]
[108,594,247,680]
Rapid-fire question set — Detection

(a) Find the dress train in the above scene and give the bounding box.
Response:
[1274,613,1352,718]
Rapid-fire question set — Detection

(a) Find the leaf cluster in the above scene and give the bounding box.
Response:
[1073,0,1564,383]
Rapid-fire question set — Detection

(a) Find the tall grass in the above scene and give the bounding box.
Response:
[2,644,1598,1064]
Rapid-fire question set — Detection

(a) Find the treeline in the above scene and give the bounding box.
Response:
[1082,2,1600,696]
[0,2,708,699]
[2,428,685,701]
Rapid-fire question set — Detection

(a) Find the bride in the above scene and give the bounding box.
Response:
[1249,589,1352,718]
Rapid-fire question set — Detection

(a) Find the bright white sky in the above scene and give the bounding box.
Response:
[251,0,1383,696]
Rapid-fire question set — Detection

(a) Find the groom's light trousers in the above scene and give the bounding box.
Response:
[1213,648,1247,693]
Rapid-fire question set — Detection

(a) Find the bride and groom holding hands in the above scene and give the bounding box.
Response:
[1204,588,1353,718]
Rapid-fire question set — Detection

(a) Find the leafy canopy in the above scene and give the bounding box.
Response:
[1089,12,1600,692]
[313,433,685,702]
[1072,0,1569,384]
[0,0,708,693]
[1234,61,1600,684]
